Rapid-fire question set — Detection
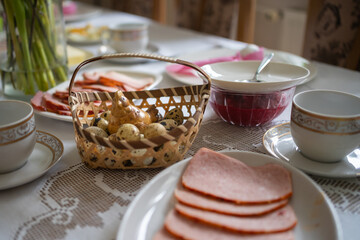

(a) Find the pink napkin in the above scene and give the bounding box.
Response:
[166,47,264,76]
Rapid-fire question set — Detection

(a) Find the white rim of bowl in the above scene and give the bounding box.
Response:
[202,61,310,92]
[0,100,34,130]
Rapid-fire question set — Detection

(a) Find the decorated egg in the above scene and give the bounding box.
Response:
[116,124,140,141]
[158,119,178,131]
[131,148,147,157]
[91,117,109,133]
[108,133,117,141]
[85,126,108,137]
[100,110,112,121]
[164,108,183,125]
[143,123,167,138]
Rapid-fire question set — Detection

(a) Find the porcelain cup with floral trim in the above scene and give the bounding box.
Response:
[290,90,360,163]
[106,22,149,53]
[0,100,36,173]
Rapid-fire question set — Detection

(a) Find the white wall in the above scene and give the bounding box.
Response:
[254,0,308,56]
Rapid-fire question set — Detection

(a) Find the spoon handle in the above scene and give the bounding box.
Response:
[255,52,274,77]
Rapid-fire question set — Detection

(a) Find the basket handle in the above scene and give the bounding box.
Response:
[68,53,212,95]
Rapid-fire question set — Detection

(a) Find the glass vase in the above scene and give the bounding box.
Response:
[0,0,68,100]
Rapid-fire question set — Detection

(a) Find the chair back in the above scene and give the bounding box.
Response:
[303,0,360,70]
[174,0,256,43]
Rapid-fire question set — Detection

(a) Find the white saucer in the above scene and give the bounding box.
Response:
[263,123,360,178]
[0,130,64,190]
[97,44,160,64]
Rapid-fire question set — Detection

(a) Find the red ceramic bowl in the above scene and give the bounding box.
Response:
[209,85,295,127]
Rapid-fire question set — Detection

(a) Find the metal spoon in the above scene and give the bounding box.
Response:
[241,52,274,83]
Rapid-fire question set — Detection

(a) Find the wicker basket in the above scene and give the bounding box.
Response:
[68,53,211,169]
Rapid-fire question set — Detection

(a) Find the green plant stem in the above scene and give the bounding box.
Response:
[2,0,68,95]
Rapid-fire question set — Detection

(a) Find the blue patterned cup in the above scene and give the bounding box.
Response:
[0,100,36,173]
[290,90,360,163]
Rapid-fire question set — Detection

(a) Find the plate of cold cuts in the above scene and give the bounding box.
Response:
[117,148,342,240]
[31,67,162,122]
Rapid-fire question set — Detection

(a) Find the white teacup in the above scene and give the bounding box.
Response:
[106,22,149,53]
[0,100,36,173]
[290,90,360,163]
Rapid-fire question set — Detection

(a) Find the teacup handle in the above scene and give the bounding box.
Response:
[68,53,212,95]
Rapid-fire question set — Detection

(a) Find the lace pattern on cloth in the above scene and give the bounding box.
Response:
[13,119,359,239]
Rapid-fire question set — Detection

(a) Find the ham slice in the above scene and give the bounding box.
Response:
[31,91,46,111]
[174,187,288,216]
[99,71,153,89]
[153,228,178,240]
[43,92,70,111]
[175,203,297,234]
[79,84,120,92]
[74,79,99,86]
[182,148,292,204]
[82,72,101,82]
[163,209,295,240]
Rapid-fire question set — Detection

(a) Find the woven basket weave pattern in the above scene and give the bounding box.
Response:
[69,53,210,169]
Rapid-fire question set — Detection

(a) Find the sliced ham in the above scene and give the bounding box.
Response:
[163,209,295,240]
[82,72,102,82]
[31,91,46,111]
[175,203,297,234]
[174,187,288,216]
[74,79,99,86]
[99,71,153,89]
[182,148,292,204]
[152,228,179,240]
[79,84,120,92]
[43,92,70,111]
[57,110,72,116]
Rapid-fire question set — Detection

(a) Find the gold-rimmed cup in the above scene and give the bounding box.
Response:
[290,90,360,163]
[0,100,36,173]
[105,22,149,53]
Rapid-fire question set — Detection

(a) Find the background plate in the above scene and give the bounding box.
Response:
[97,44,160,64]
[117,150,342,240]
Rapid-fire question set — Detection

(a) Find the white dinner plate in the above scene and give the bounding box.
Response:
[263,123,360,178]
[35,67,163,122]
[117,150,342,240]
[66,30,102,45]
[0,130,63,190]
[64,2,102,23]
[67,47,94,72]
[97,44,160,64]
[166,48,317,86]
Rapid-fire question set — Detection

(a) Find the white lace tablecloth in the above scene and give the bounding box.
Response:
[0,7,359,240]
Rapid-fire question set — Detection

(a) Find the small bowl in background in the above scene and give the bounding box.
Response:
[0,100,36,173]
[202,61,310,127]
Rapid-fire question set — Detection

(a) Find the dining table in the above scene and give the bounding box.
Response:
[0,3,359,240]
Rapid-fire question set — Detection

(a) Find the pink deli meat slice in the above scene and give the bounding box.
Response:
[182,148,292,204]
[175,203,297,234]
[174,187,288,216]
[153,227,179,240]
[163,209,295,240]
[31,91,46,111]
[100,71,154,89]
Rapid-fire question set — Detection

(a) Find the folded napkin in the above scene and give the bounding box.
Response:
[166,47,264,76]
